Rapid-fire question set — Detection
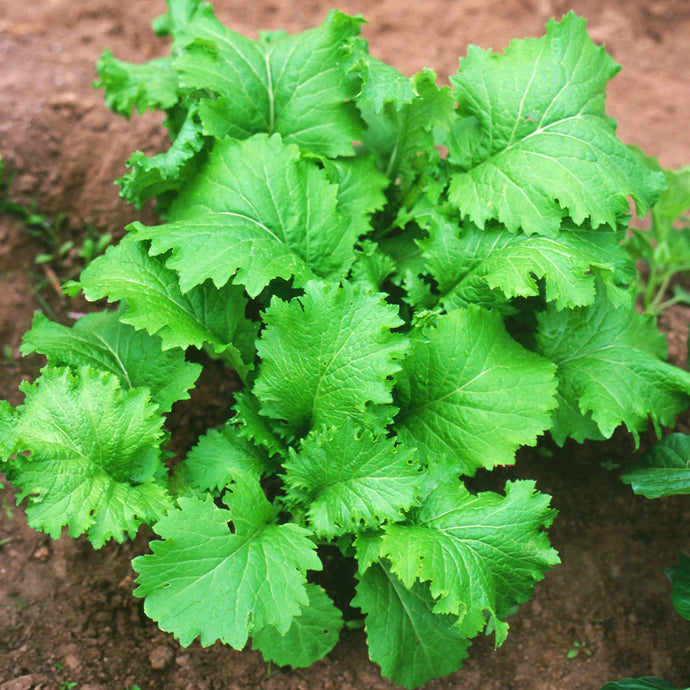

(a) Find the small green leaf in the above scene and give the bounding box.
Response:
[133,473,321,648]
[183,423,274,493]
[252,583,343,668]
[621,433,690,499]
[284,420,422,538]
[352,560,471,689]
[600,678,681,690]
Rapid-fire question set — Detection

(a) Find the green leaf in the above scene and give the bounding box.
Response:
[254,280,408,436]
[73,238,257,380]
[284,419,422,538]
[133,473,321,648]
[8,366,170,548]
[395,306,558,474]
[535,284,690,444]
[133,134,356,297]
[174,6,364,156]
[252,583,343,668]
[381,478,559,646]
[20,309,201,414]
[414,201,633,311]
[95,50,179,117]
[352,560,471,689]
[231,390,287,458]
[183,423,273,493]
[621,433,690,499]
[0,400,18,462]
[671,552,690,622]
[358,69,456,185]
[600,679,681,690]
[117,106,208,209]
[447,13,664,235]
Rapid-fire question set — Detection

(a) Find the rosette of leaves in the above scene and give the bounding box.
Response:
[3,1,690,687]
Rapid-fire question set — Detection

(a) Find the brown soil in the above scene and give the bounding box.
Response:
[1,1,690,688]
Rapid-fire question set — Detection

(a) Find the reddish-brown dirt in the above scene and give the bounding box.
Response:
[1,1,689,688]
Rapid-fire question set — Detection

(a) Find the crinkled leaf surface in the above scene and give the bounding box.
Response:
[284,420,422,538]
[183,422,274,493]
[20,309,200,414]
[352,560,471,689]
[174,6,364,156]
[95,50,179,117]
[621,433,690,499]
[413,200,633,311]
[133,134,356,296]
[231,391,287,458]
[133,473,321,648]
[380,478,559,646]
[9,366,170,548]
[118,106,208,209]
[447,12,664,235]
[358,69,455,185]
[255,280,408,435]
[252,583,343,668]
[535,285,690,444]
[671,553,690,622]
[395,306,557,474]
[74,238,257,380]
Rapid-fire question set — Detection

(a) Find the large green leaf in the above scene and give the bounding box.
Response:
[252,583,343,668]
[395,306,557,474]
[352,560,471,689]
[133,134,357,297]
[8,366,170,548]
[284,419,422,538]
[380,478,559,645]
[254,280,408,436]
[20,309,200,414]
[133,473,321,648]
[73,238,257,380]
[447,13,664,235]
[174,6,364,156]
[535,284,690,444]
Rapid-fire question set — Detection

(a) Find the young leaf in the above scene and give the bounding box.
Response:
[182,422,274,493]
[621,433,690,499]
[8,366,170,548]
[174,6,365,156]
[395,306,558,474]
[283,419,422,538]
[535,284,690,444]
[73,238,257,380]
[117,106,208,209]
[254,279,408,436]
[352,560,471,689]
[380,478,559,645]
[20,309,201,414]
[133,134,357,296]
[95,50,179,117]
[447,12,664,234]
[600,679,681,690]
[252,583,343,668]
[133,472,321,648]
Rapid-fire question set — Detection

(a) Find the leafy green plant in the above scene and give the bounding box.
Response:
[625,158,690,314]
[2,1,690,687]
